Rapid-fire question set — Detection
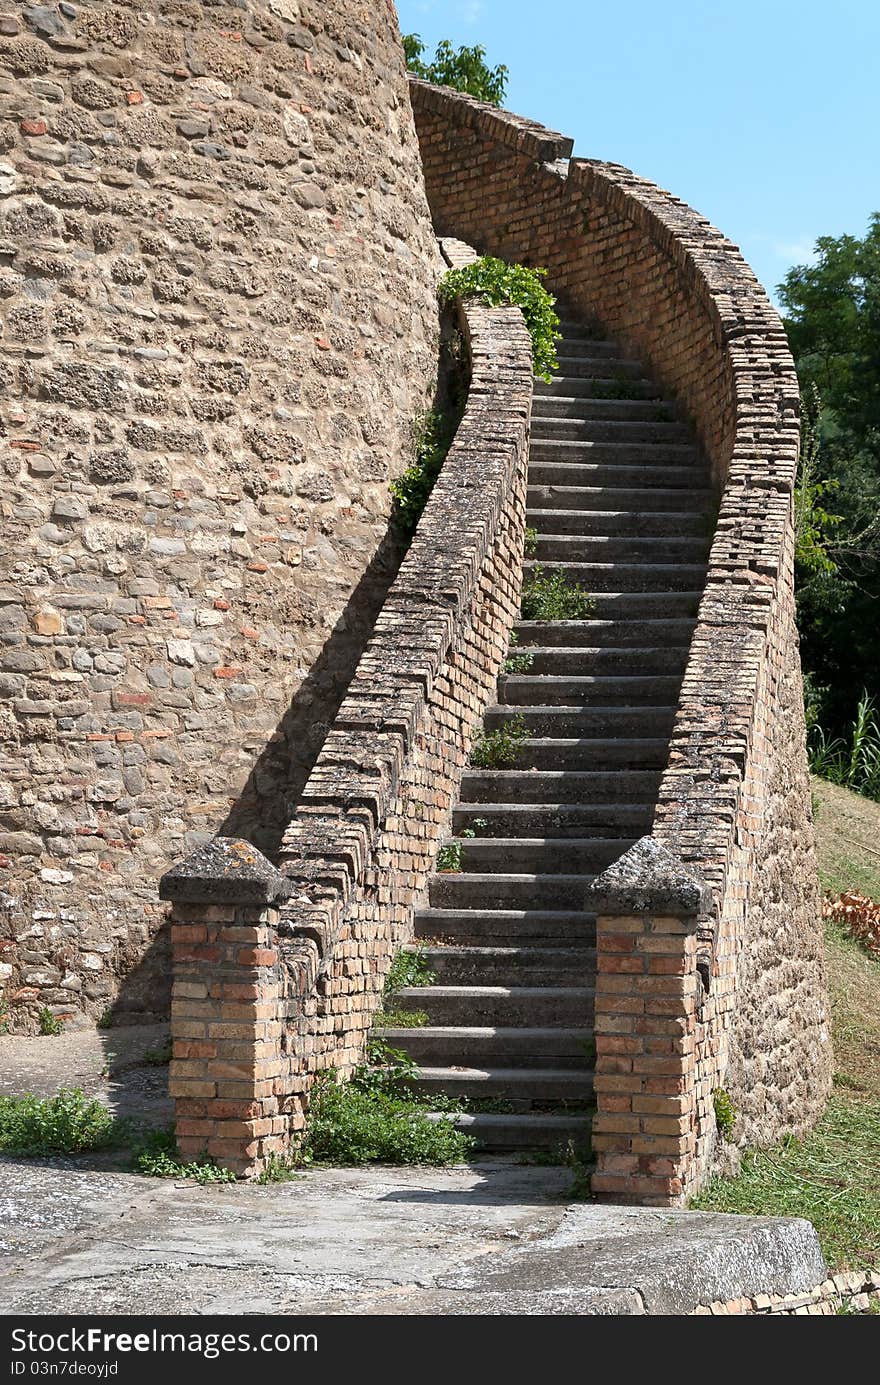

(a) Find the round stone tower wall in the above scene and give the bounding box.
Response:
[0,0,440,1029]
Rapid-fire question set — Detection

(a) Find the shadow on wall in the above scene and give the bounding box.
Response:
[108,319,462,1031]
[216,523,406,861]
[107,521,407,1030]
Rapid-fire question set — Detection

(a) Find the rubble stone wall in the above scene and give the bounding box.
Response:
[0,1,440,1030]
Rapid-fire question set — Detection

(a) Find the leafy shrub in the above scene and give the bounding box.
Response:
[403,35,508,106]
[523,525,538,557]
[440,257,560,382]
[38,1007,64,1036]
[374,948,435,1029]
[390,409,453,540]
[133,1127,236,1184]
[0,1089,122,1156]
[713,1088,736,1137]
[521,567,594,621]
[469,714,527,769]
[503,631,534,674]
[299,1072,470,1167]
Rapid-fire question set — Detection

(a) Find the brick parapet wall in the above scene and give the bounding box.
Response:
[410,80,831,1202]
[161,244,534,1172]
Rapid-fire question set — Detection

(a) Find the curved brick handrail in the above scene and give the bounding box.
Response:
[161,239,534,1173]
[410,79,829,1202]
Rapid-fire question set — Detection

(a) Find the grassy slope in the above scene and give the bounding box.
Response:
[692,777,880,1270]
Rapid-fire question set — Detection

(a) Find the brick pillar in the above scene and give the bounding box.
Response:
[159,838,290,1177]
[587,837,711,1206]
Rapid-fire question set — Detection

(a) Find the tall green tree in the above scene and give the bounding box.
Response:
[779,215,880,737]
[403,34,508,106]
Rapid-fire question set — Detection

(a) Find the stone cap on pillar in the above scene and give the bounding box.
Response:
[587,836,711,918]
[159,837,290,906]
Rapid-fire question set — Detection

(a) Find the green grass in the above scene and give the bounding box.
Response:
[812,775,880,898]
[692,774,880,1270]
[692,1095,880,1270]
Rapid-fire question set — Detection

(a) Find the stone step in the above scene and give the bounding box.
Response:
[526,507,712,537]
[523,437,701,465]
[452,802,654,836]
[522,559,707,592]
[553,335,625,355]
[483,704,677,737]
[532,534,709,563]
[408,945,596,986]
[442,1111,594,1150]
[513,618,696,648]
[428,872,596,911]
[394,984,595,1027]
[553,355,644,378]
[530,470,704,499]
[534,376,661,399]
[580,591,702,617]
[407,1064,596,1103]
[459,768,663,803]
[530,396,676,421]
[529,418,695,445]
[379,1024,595,1066]
[498,673,684,705]
[414,908,595,944]
[526,484,714,512]
[509,737,670,770]
[503,645,688,675]
[455,837,635,874]
[530,418,692,445]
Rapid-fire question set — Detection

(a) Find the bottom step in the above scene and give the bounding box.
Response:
[429,1110,594,1151]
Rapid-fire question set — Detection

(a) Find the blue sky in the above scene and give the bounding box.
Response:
[397,0,878,304]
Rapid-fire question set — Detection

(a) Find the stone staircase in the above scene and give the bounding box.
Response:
[374,320,714,1153]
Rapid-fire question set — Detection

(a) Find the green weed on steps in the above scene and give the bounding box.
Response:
[296,1065,471,1167]
[520,567,595,621]
[373,946,435,1029]
[469,714,527,769]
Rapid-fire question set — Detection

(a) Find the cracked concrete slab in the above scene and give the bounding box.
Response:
[0,1157,827,1315]
[0,1034,828,1315]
